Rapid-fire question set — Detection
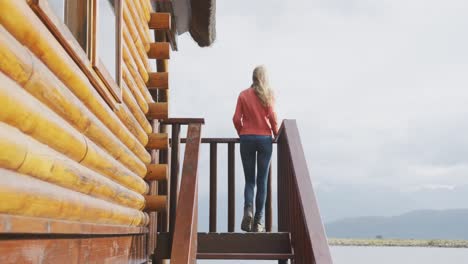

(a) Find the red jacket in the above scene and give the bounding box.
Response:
[233,87,279,137]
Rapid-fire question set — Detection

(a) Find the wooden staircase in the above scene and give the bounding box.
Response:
[152,120,333,264]
[154,232,294,261]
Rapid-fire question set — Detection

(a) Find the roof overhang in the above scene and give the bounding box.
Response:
[152,0,216,50]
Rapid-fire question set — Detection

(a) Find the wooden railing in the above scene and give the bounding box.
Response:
[179,138,273,233]
[277,120,333,264]
[169,122,202,264]
[168,119,332,263]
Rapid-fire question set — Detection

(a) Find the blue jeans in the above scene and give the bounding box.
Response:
[240,135,273,222]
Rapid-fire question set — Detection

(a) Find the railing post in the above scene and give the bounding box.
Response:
[170,123,202,264]
[266,163,273,232]
[227,142,235,232]
[169,123,181,235]
[209,142,217,233]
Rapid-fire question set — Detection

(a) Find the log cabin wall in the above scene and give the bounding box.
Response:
[0,0,169,263]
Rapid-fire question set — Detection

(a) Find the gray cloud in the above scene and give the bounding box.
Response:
[171,0,468,220]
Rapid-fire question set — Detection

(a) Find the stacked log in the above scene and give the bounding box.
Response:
[0,0,166,232]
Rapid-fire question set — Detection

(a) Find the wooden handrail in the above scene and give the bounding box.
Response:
[170,123,202,264]
[160,118,205,125]
[277,119,333,264]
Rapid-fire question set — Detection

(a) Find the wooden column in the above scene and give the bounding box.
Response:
[154,30,169,242]
[266,163,273,232]
[169,123,181,235]
[209,142,217,233]
[227,142,235,232]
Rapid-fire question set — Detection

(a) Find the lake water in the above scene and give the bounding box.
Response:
[200,246,468,263]
[332,246,468,264]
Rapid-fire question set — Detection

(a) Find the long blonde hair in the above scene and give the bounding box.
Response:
[251,65,274,107]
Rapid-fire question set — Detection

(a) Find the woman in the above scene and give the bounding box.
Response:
[233,65,279,232]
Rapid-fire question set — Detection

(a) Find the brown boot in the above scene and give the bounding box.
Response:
[241,206,253,232]
[252,217,265,232]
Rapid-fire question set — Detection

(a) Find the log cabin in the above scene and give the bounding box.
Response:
[0,0,332,263]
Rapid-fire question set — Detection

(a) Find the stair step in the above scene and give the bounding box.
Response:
[198,252,294,260]
[154,232,294,260]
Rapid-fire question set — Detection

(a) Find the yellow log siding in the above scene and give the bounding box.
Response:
[0,73,148,194]
[123,25,149,82]
[123,83,153,134]
[134,0,152,47]
[0,168,147,226]
[123,6,151,74]
[0,26,147,177]
[122,60,151,111]
[0,0,151,164]
[0,123,145,210]
[126,0,150,52]
[115,103,149,146]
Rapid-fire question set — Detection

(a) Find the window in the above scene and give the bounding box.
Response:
[38,0,89,53]
[91,0,122,100]
[30,0,123,104]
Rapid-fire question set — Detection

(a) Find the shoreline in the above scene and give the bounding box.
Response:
[328,238,468,248]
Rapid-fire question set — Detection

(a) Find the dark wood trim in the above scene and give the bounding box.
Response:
[266,163,273,232]
[180,138,240,144]
[197,253,294,260]
[227,142,236,233]
[209,143,217,233]
[169,123,181,236]
[160,118,205,125]
[0,214,147,235]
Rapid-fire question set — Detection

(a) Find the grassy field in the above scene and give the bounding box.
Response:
[329,238,468,248]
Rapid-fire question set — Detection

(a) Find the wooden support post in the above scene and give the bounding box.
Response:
[148,42,170,59]
[147,133,169,150]
[145,164,168,181]
[147,72,169,89]
[209,143,217,233]
[146,102,168,120]
[154,29,169,255]
[144,195,167,212]
[169,124,181,235]
[149,13,171,30]
[228,143,235,232]
[266,163,273,232]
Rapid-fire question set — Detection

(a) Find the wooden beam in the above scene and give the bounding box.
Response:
[149,12,171,30]
[144,195,167,212]
[0,214,147,235]
[146,133,169,150]
[146,102,168,120]
[147,72,168,89]
[145,164,168,181]
[148,42,170,59]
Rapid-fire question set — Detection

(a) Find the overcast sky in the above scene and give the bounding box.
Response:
[169,0,468,221]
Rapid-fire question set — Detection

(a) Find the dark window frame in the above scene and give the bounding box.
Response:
[90,0,123,102]
[29,0,123,105]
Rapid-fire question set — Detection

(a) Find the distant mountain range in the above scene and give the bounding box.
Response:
[325,209,468,240]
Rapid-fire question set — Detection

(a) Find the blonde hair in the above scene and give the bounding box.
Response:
[251,65,274,107]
